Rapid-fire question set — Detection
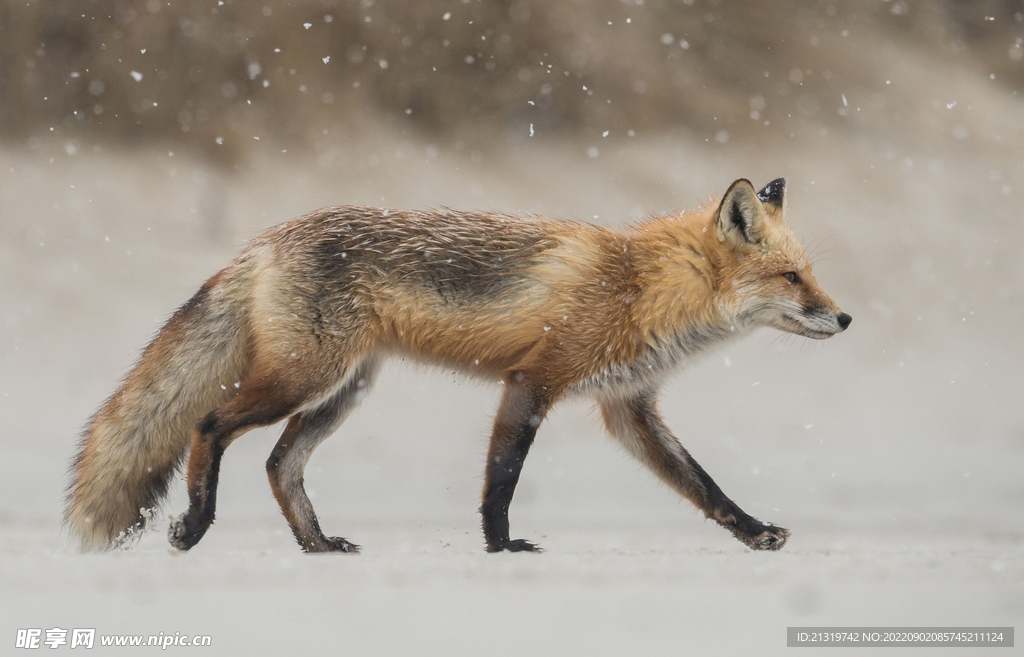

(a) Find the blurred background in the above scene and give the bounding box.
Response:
[1,1,1021,655]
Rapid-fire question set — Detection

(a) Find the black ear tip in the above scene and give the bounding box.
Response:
[757,178,787,204]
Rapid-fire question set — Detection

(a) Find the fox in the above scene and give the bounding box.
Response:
[64,177,850,554]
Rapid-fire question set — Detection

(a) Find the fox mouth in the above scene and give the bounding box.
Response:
[782,314,837,340]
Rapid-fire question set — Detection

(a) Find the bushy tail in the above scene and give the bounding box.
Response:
[64,272,249,550]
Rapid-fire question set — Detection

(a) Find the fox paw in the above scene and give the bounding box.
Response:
[323,537,360,553]
[487,538,543,553]
[738,524,790,551]
[300,535,360,553]
[167,513,207,551]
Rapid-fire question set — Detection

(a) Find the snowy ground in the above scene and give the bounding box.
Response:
[1,117,1022,655]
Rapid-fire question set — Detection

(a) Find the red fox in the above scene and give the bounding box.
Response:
[65,178,850,554]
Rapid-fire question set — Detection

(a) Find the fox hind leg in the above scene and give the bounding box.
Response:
[267,359,378,553]
[168,372,316,551]
[599,394,789,551]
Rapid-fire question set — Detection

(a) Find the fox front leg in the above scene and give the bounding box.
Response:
[480,376,551,553]
[599,393,789,551]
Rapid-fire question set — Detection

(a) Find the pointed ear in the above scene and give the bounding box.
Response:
[756,177,786,220]
[715,178,768,246]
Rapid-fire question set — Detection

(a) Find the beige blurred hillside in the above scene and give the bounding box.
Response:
[2,0,1022,158]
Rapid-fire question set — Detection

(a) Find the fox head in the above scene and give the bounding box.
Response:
[711,178,851,339]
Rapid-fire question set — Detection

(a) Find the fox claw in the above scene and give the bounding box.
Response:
[167,512,207,551]
[740,524,790,551]
[488,538,543,553]
[322,536,360,553]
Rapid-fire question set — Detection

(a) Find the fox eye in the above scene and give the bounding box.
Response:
[782,272,801,285]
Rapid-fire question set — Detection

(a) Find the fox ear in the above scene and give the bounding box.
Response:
[756,177,786,219]
[715,178,767,246]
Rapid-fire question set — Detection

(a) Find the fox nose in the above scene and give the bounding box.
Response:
[837,313,852,330]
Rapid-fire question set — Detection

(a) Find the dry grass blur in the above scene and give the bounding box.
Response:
[3,0,1023,161]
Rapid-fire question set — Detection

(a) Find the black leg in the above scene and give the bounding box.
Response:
[599,393,789,551]
[481,376,549,553]
[168,442,224,551]
[168,377,300,551]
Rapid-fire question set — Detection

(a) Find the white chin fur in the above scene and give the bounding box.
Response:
[778,314,838,339]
